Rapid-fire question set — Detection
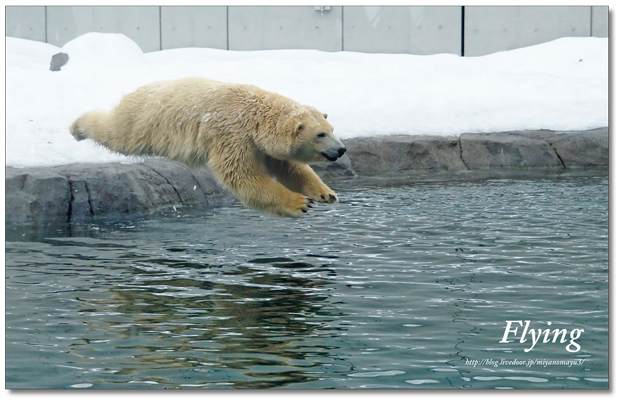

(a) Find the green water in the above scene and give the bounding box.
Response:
[5,170,609,389]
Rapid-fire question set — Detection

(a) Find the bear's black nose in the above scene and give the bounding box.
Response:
[338,147,347,157]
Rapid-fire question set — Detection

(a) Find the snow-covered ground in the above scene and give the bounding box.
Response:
[5,33,608,168]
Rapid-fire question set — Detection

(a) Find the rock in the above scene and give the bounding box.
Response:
[5,170,34,223]
[186,167,237,207]
[66,179,92,222]
[140,159,209,206]
[50,52,69,71]
[343,135,466,175]
[4,159,232,225]
[56,163,160,222]
[519,127,608,168]
[5,168,71,224]
[139,158,236,208]
[5,169,27,194]
[5,191,37,224]
[54,160,231,222]
[460,131,563,169]
[3,158,276,225]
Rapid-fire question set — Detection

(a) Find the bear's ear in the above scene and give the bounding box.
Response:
[294,121,304,136]
[323,113,328,119]
[279,116,304,137]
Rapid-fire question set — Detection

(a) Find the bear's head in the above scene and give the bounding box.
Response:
[278,106,346,164]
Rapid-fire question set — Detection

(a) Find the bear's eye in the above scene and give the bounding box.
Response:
[317,133,326,138]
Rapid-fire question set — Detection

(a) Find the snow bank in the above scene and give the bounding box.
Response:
[5,33,607,168]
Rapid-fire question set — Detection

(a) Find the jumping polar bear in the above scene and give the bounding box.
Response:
[70,77,347,217]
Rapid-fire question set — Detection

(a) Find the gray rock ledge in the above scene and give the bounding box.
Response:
[5,128,607,225]
[342,127,607,175]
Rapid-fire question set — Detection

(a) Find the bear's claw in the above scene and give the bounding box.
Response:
[300,198,315,214]
[308,188,337,204]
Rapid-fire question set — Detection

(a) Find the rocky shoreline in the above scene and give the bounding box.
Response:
[6,127,608,225]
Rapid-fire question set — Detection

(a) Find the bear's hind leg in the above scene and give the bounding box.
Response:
[69,110,113,144]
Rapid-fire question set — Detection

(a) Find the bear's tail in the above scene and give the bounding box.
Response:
[70,110,113,143]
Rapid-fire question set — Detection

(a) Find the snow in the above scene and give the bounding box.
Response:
[5,32,608,168]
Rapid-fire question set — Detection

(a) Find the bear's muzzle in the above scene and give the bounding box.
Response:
[321,147,347,162]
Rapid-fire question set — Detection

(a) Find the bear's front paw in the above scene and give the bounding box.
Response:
[282,194,315,218]
[304,184,338,204]
[321,192,338,203]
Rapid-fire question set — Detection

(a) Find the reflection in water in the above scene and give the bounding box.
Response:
[107,262,336,388]
[5,171,608,389]
[25,244,349,389]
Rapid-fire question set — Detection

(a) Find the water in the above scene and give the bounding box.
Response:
[5,170,608,389]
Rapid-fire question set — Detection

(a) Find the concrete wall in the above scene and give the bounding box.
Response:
[228,6,343,51]
[465,6,592,56]
[591,6,610,37]
[5,6,46,42]
[161,6,227,50]
[45,6,161,52]
[343,6,462,55]
[6,6,609,56]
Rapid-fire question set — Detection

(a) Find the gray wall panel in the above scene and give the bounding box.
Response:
[46,6,160,52]
[591,6,609,38]
[5,6,46,42]
[5,6,609,56]
[228,6,342,51]
[343,6,461,55]
[161,6,227,50]
[465,6,591,56]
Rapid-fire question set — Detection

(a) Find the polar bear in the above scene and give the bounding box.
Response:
[70,77,347,217]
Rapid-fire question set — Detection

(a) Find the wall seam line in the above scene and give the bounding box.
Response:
[226,6,229,50]
[461,6,465,57]
[341,6,344,51]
